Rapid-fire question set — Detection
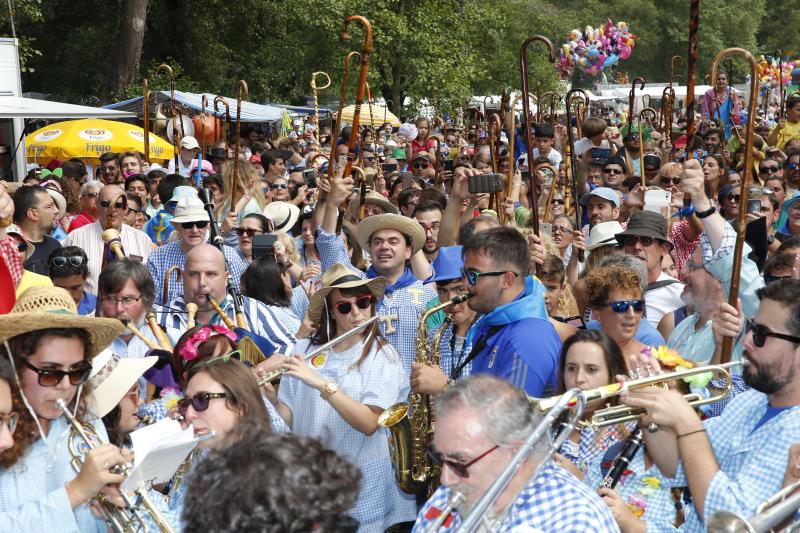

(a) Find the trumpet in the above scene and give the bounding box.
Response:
[257,316,379,386]
[57,399,175,533]
[533,360,744,429]
[707,479,800,532]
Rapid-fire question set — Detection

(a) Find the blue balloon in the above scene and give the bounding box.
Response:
[603,54,620,69]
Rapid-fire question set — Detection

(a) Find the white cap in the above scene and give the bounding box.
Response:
[180,136,200,150]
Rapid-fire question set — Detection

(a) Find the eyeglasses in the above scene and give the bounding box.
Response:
[272,183,288,190]
[660,176,682,185]
[461,268,517,286]
[746,319,800,348]
[727,194,740,204]
[764,274,790,285]
[177,392,228,418]
[759,166,780,174]
[332,294,374,315]
[787,162,799,170]
[604,168,624,174]
[24,360,92,387]
[552,225,571,234]
[234,227,263,238]
[126,207,140,215]
[16,241,27,253]
[99,200,127,210]
[620,235,655,247]
[101,295,142,307]
[426,444,500,478]
[413,163,430,169]
[551,199,565,205]
[607,299,645,313]
[180,221,209,230]
[51,255,85,267]
[0,412,17,435]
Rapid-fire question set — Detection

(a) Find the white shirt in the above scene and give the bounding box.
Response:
[645,272,684,329]
[62,221,154,294]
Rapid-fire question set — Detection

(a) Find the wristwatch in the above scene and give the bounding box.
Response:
[320,381,338,400]
[694,205,716,219]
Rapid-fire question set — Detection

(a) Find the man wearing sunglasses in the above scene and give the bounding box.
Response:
[460,226,561,397]
[0,286,128,531]
[415,375,617,531]
[624,279,800,533]
[146,193,247,306]
[62,184,154,294]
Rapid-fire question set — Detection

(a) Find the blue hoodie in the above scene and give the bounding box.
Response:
[466,276,561,397]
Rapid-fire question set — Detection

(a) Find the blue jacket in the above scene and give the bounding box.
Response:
[466,276,561,397]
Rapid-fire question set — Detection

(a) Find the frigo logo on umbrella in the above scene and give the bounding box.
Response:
[33,129,64,142]
[78,129,113,141]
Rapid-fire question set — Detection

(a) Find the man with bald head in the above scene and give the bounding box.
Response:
[63,184,154,293]
[156,243,296,353]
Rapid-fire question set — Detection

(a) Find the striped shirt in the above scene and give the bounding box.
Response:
[62,221,154,295]
[147,241,248,306]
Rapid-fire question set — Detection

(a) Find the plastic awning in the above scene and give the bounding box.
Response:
[0,95,136,119]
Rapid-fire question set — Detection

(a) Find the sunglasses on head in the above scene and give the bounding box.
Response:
[181,220,209,230]
[177,392,228,418]
[100,199,126,210]
[746,319,800,348]
[234,227,262,238]
[660,176,681,185]
[607,299,645,313]
[621,235,655,247]
[51,255,85,267]
[426,444,499,478]
[332,294,374,315]
[24,360,92,387]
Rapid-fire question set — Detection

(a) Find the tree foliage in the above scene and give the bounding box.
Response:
[1,0,786,118]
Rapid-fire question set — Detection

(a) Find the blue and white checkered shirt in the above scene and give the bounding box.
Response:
[316,228,437,382]
[413,462,620,532]
[427,322,471,380]
[156,294,297,354]
[147,241,248,306]
[668,389,800,532]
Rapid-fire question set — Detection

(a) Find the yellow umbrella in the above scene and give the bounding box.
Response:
[338,104,400,127]
[26,119,173,164]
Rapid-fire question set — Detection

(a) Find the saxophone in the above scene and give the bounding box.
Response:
[378,293,471,495]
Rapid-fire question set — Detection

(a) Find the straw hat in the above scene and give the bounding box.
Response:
[0,286,124,357]
[262,201,300,234]
[356,213,426,255]
[587,221,624,251]
[346,191,399,219]
[85,349,157,418]
[307,263,386,323]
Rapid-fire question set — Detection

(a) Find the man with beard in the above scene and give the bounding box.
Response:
[415,375,619,532]
[413,199,443,263]
[623,278,800,533]
[12,186,61,275]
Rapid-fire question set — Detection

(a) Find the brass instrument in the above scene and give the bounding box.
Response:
[379,294,472,496]
[257,315,380,386]
[156,63,178,171]
[57,399,176,533]
[186,302,198,329]
[454,389,587,532]
[707,479,800,533]
[162,265,182,306]
[534,360,743,429]
[102,229,125,261]
[146,312,173,351]
[637,107,657,188]
[310,71,331,144]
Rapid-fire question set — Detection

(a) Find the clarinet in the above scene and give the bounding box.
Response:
[600,427,644,489]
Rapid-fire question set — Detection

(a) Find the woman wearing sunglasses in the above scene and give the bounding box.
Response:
[585,265,649,360]
[0,286,128,531]
[268,263,416,531]
[233,213,269,263]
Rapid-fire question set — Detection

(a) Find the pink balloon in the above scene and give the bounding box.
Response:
[619,46,631,60]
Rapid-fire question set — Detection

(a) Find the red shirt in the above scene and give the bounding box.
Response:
[68,211,95,233]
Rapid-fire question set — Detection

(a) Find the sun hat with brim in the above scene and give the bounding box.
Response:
[40,184,67,219]
[5,224,35,261]
[614,210,673,251]
[85,349,157,418]
[262,201,300,234]
[356,213,426,255]
[587,221,625,251]
[424,245,464,284]
[347,191,399,219]
[0,286,123,357]
[306,263,386,323]
[171,195,209,224]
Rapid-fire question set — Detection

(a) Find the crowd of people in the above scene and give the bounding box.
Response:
[0,79,798,532]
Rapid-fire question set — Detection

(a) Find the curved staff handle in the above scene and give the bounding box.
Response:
[565,88,588,262]
[519,34,557,253]
[627,76,646,136]
[339,16,373,178]
[670,55,685,91]
[231,80,248,210]
[684,0,700,160]
[156,63,178,170]
[142,78,151,164]
[505,91,536,217]
[213,96,231,153]
[636,107,657,188]
[311,71,332,144]
[330,51,362,181]
[711,48,759,364]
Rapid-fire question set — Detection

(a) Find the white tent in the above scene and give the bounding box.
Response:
[0,95,135,119]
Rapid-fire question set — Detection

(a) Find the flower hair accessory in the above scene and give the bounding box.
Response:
[178,326,237,361]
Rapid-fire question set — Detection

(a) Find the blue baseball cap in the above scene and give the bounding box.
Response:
[424,245,463,284]
[579,187,620,207]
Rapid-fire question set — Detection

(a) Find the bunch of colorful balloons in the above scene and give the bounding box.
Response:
[557,20,637,78]
[757,55,797,86]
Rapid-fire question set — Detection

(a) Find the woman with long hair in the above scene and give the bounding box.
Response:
[702,153,727,203]
[234,213,269,263]
[241,257,302,335]
[268,263,415,531]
